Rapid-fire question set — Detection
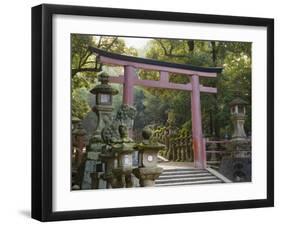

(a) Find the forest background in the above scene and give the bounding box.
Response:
[71,34,251,140]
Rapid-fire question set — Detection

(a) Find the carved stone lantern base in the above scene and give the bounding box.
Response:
[112,168,133,188]
[133,167,163,187]
[100,152,117,188]
[226,139,251,158]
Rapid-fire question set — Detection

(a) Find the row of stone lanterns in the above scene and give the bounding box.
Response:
[81,71,166,189]
[99,127,165,188]
[99,109,166,188]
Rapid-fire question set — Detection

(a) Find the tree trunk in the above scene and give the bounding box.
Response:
[210,41,220,138]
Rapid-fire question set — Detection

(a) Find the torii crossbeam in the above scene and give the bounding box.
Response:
[89,47,223,169]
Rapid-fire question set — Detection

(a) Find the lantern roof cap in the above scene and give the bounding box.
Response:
[229,97,248,106]
[90,71,118,95]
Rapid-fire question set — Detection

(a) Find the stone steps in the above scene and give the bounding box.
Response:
[155,167,225,187]
[155,179,223,187]
[163,168,206,173]
[162,170,207,176]
[158,173,213,179]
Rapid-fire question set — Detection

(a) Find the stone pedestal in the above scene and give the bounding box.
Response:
[133,167,162,187]
[227,139,251,158]
[100,151,118,188]
[81,136,104,189]
[219,141,251,183]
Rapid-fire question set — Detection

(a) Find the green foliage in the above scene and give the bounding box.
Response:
[72,35,252,140]
[71,35,138,119]
[136,39,251,138]
[72,88,91,119]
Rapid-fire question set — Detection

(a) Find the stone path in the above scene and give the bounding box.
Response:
[155,161,230,186]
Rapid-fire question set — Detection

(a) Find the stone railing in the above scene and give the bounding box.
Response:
[205,138,251,168]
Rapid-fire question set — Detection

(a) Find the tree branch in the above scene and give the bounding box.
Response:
[72,68,100,76]
[157,39,188,58]
[104,37,118,51]
[72,37,118,77]
[156,40,169,55]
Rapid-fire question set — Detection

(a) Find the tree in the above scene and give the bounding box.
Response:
[71,34,138,119]
[141,39,251,138]
[71,35,252,139]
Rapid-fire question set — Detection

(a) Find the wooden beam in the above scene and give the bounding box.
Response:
[134,79,193,91]
[108,76,217,93]
[200,85,217,93]
[108,76,124,84]
[100,56,217,78]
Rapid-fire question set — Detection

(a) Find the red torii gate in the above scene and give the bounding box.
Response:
[89,47,222,169]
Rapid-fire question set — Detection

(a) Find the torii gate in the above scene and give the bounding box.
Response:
[89,47,222,169]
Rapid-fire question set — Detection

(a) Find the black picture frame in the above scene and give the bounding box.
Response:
[31,4,274,222]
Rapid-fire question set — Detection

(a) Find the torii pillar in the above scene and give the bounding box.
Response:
[123,66,135,105]
[123,65,135,137]
[191,75,206,169]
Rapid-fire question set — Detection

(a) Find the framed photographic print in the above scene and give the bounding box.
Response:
[31,4,274,221]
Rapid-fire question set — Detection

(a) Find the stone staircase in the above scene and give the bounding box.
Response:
[155,167,227,187]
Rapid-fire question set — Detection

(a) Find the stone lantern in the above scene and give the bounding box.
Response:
[100,125,136,188]
[81,71,118,190]
[90,71,118,140]
[111,125,135,188]
[133,128,165,187]
[219,97,251,182]
[99,104,137,189]
[91,71,118,105]
[229,97,248,141]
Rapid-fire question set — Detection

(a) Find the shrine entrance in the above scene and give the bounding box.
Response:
[89,47,222,169]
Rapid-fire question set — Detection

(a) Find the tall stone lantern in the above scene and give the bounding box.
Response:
[133,128,165,187]
[90,71,119,140]
[219,97,251,182]
[81,71,118,189]
[229,97,248,141]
